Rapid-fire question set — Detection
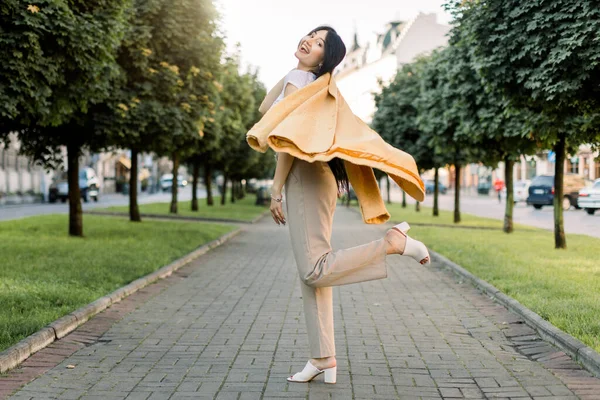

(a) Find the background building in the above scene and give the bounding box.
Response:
[0,134,183,205]
[335,13,451,124]
[335,13,452,190]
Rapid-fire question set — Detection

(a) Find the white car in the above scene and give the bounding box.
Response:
[500,180,531,203]
[513,180,531,203]
[578,179,600,215]
[48,167,100,203]
[160,174,187,192]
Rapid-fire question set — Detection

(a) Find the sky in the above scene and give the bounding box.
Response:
[216,0,452,89]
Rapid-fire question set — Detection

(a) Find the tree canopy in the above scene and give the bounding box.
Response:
[446,0,600,247]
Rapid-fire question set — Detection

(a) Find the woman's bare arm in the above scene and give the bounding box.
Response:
[269,82,298,225]
[271,152,294,199]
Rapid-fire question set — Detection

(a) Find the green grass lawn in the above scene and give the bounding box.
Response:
[103,195,268,222]
[385,204,600,353]
[0,215,235,352]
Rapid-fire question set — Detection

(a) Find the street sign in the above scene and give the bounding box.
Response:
[547,151,556,163]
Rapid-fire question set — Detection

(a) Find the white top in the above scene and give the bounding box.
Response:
[271,69,317,107]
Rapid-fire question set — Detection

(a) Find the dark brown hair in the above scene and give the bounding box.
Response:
[305,26,349,193]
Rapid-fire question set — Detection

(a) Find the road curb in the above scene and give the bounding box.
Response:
[392,221,501,231]
[84,210,269,224]
[431,250,600,378]
[0,227,242,374]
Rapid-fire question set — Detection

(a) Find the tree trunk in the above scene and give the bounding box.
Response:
[129,147,141,222]
[238,181,245,199]
[221,170,228,205]
[204,163,214,206]
[402,190,406,208]
[553,134,567,249]
[415,201,420,212]
[191,161,199,211]
[433,167,439,217]
[230,179,236,203]
[454,164,461,223]
[386,175,391,204]
[170,151,179,214]
[503,157,514,233]
[66,142,83,237]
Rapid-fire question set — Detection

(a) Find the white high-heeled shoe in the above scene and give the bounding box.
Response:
[287,360,337,384]
[386,221,430,265]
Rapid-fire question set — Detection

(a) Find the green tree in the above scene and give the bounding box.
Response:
[197,99,224,207]
[93,0,220,220]
[236,69,274,197]
[126,47,269,213]
[443,16,538,233]
[451,0,600,247]
[417,49,479,223]
[213,55,256,205]
[150,0,223,215]
[0,0,131,236]
[373,58,446,215]
[225,68,266,203]
[184,76,225,212]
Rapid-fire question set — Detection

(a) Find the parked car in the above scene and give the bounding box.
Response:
[514,180,532,203]
[526,174,586,210]
[424,180,447,195]
[160,174,187,192]
[578,178,600,215]
[48,167,100,203]
[500,180,531,203]
[477,181,491,195]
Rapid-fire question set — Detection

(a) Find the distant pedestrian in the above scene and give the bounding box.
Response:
[246,25,429,385]
[494,179,504,203]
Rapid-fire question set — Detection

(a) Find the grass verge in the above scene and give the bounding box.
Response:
[0,214,234,352]
[383,202,536,230]
[385,204,600,353]
[103,195,267,222]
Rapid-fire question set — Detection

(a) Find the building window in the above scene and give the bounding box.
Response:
[581,157,589,178]
[567,157,579,174]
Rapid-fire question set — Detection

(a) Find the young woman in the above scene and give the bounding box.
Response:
[258,26,429,384]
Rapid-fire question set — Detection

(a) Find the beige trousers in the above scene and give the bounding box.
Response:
[284,157,388,358]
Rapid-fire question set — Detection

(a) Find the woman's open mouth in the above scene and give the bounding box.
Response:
[300,43,310,54]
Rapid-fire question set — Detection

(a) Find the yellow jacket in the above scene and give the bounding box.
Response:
[246,72,425,224]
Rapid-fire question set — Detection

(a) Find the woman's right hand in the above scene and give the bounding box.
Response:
[269,152,294,226]
[270,194,286,226]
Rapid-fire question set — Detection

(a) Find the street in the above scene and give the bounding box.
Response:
[0,186,210,222]
[384,186,600,238]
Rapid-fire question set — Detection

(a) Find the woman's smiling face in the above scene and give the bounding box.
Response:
[295,29,328,69]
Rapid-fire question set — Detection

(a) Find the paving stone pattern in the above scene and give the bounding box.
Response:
[3,207,600,399]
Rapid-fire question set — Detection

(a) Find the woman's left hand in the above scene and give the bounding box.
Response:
[270,196,286,226]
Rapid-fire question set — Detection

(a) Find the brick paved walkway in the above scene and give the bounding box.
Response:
[4,207,600,399]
